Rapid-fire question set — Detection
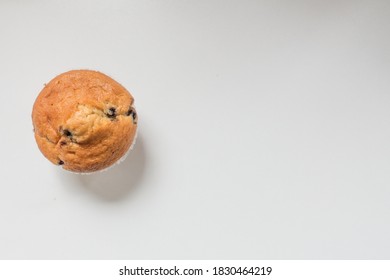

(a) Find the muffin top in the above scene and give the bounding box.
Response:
[32,70,138,173]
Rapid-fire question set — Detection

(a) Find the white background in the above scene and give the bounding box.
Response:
[0,0,389,259]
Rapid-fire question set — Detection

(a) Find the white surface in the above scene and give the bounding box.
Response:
[0,0,389,259]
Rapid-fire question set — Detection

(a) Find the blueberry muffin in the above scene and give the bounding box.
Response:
[32,70,138,173]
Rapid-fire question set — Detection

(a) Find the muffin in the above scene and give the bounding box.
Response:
[32,70,138,173]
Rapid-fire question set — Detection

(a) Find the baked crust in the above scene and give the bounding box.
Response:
[32,70,138,173]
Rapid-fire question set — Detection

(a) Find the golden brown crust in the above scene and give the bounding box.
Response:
[32,70,138,173]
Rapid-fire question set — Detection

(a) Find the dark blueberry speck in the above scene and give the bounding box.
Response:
[107,107,116,118]
[126,108,133,116]
[63,129,72,137]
